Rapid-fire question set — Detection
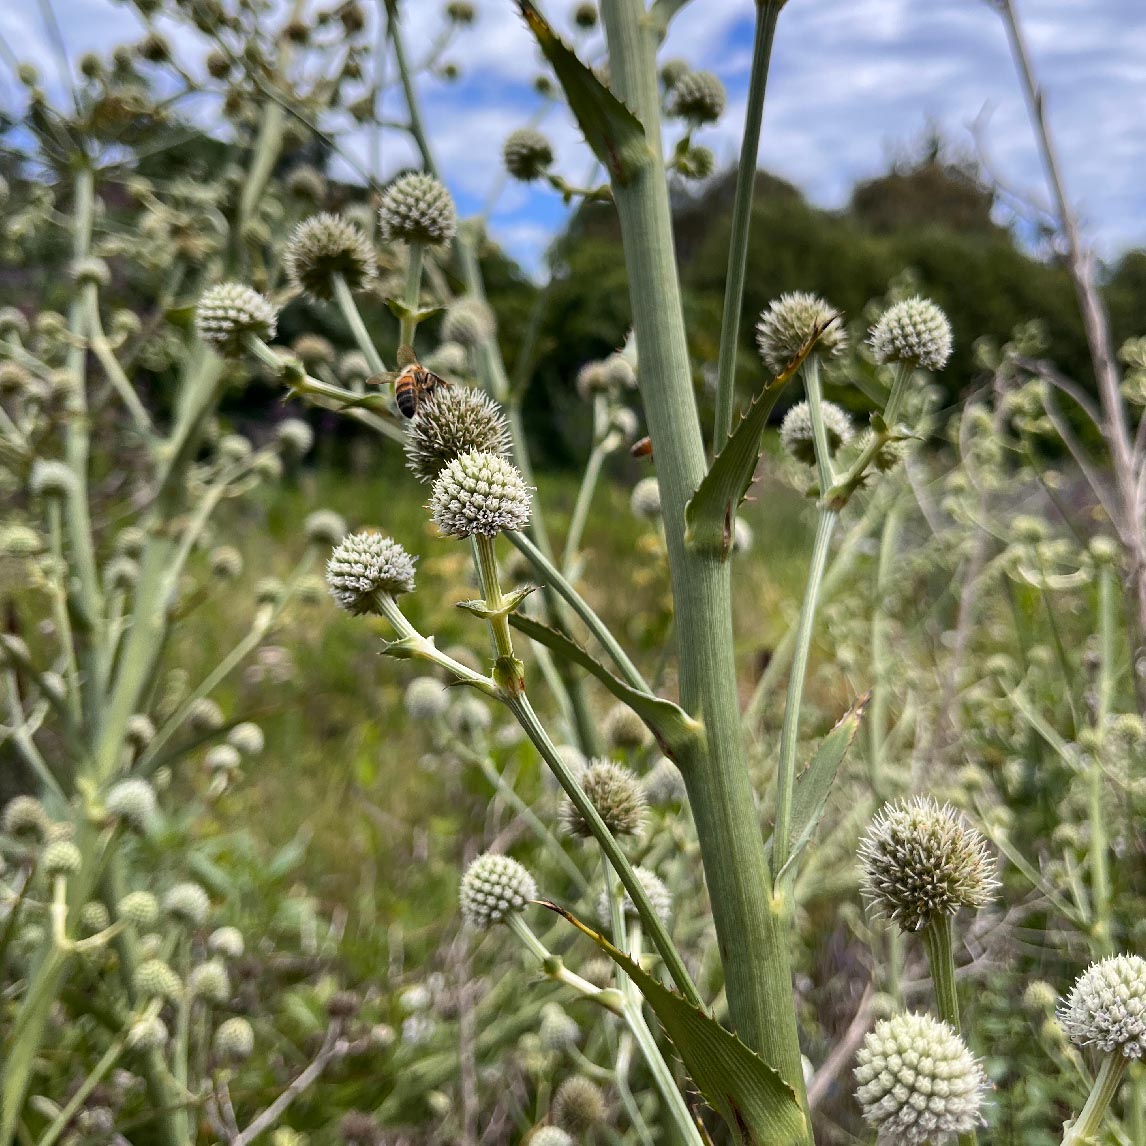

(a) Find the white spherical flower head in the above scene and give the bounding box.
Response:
[870,297,953,371]
[597,865,672,928]
[459,852,537,928]
[379,172,457,246]
[214,1016,255,1061]
[442,297,496,348]
[855,1012,987,1145]
[430,450,532,539]
[629,476,661,521]
[118,890,159,927]
[163,881,211,927]
[1058,954,1146,1058]
[756,292,846,373]
[503,127,555,181]
[284,212,377,300]
[779,400,854,467]
[530,1130,573,1146]
[208,926,245,960]
[858,796,997,933]
[326,531,417,614]
[668,70,727,124]
[562,760,646,839]
[195,282,277,357]
[105,778,158,831]
[404,386,511,485]
[304,509,347,547]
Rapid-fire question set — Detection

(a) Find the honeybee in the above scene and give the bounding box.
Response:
[391,360,449,418]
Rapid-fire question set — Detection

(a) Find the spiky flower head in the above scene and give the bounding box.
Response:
[602,703,649,751]
[504,128,555,182]
[42,840,82,876]
[858,796,997,932]
[379,173,457,246]
[643,757,686,805]
[756,292,846,373]
[128,1014,168,1050]
[668,70,726,123]
[80,901,111,934]
[210,545,243,580]
[134,958,182,1002]
[678,144,716,180]
[228,722,265,757]
[530,1130,573,1146]
[430,450,532,538]
[188,959,231,1003]
[442,297,496,348]
[629,476,661,520]
[459,852,537,928]
[553,1076,607,1131]
[305,509,347,547]
[404,386,511,484]
[539,1003,580,1051]
[285,213,377,300]
[404,675,450,720]
[597,864,672,927]
[561,759,646,839]
[206,744,241,773]
[30,460,78,500]
[326,531,417,614]
[208,926,245,959]
[214,1016,255,1061]
[105,778,157,831]
[1023,980,1058,1012]
[855,1012,987,1145]
[188,697,224,732]
[70,256,111,288]
[195,282,277,356]
[870,297,953,371]
[3,795,49,841]
[163,881,211,927]
[276,418,315,457]
[118,890,159,927]
[779,400,854,467]
[1058,954,1146,1058]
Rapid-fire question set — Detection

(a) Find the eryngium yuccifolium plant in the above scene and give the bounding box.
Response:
[530,1130,574,1146]
[598,864,672,926]
[858,796,998,932]
[442,296,496,347]
[430,450,532,538]
[552,1075,608,1132]
[118,890,159,926]
[285,213,377,300]
[854,1012,987,1145]
[629,476,662,520]
[852,428,910,472]
[667,69,727,123]
[163,881,211,926]
[869,296,953,371]
[378,172,457,246]
[42,840,81,876]
[3,795,50,840]
[208,926,245,960]
[404,386,511,483]
[1057,954,1146,1058]
[104,777,157,831]
[459,852,537,928]
[326,531,417,614]
[195,282,278,356]
[561,759,646,839]
[755,291,847,373]
[134,958,183,1002]
[214,1016,255,1061]
[304,509,348,547]
[780,399,854,466]
[503,127,555,181]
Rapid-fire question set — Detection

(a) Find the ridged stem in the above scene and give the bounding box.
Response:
[1061,1053,1126,1146]
[399,240,425,350]
[923,914,961,1032]
[712,0,782,451]
[599,0,809,1120]
[333,272,387,375]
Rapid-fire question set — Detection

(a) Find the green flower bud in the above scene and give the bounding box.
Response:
[134,958,182,1002]
[561,760,646,839]
[195,283,277,357]
[869,297,953,372]
[668,70,726,123]
[105,778,157,831]
[503,128,555,182]
[188,959,231,1003]
[213,1016,255,1060]
[552,1075,607,1131]
[378,173,457,247]
[163,881,210,927]
[42,840,82,876]
[118,890,159,927]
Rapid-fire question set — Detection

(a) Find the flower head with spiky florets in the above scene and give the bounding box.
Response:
[379,173,456,246]
[858,796,997,932]
[668,70,726,123]
[105,778,157,832]
[326,531,417,614]
[562,760,646,839]
[430,450,532,538]
[855,1012,987,1144]
[530,1130,573,1146]
[552,1076,608,1132]
[459,852,537,928]
[503,128,555,181]
[404,386,511,484]
[1058,954,1146,1058]
[870,297,953,371]
[779,400,854,467]
[214,1016,254,1061]
[163,881,210,927]
[442,297,496,348]
[195,283,277,357]
[756,292,847,373]
[285,213,377,300]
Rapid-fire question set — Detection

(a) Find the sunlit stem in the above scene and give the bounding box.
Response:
[471,534,516,665]
[882,360,915,429]
[399,240,425,349]
[333,273,386,375]
[1060,1053,1126,1146]
[563,394,613,575]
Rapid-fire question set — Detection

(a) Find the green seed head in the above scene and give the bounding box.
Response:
[213,1016,255,1061]
[379,173,457,246]
[42,840,82,876]
[118,890,159,927]
[668,70,726,123]
[552,1075,607,1132]
[855,1012,987,1144]
[195,282,277,357]
[188,959,231,1003]
[134,958,182,1002]
[503,128,555,181]
[562,760,646,839]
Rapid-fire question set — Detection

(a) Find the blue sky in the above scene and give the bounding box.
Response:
[3,0,1144,274]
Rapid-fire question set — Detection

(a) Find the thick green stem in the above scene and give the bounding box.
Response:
[711,0,782,452]
[1061,1053,1126,1146]
[869,500,904,804]
[774,508,838,873]
[1090,566,1115,955]
[923,914,961,1032]
[399,241,425,349]
[598,0,808,1115]
[333,273,387,375]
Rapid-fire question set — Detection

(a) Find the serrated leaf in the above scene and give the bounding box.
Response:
[773,695,867,882]
[517,1,650,185]
[384,297,442,325]
[539,900,807,1145]
[456,584,538,620]
[685,320,837,558]
[509,613,700,760]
